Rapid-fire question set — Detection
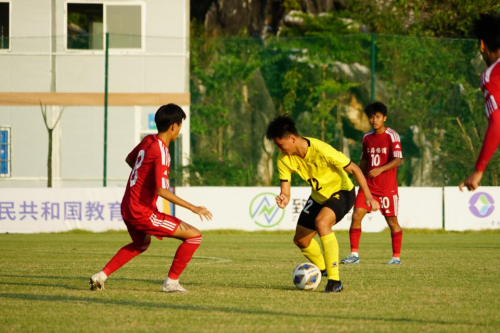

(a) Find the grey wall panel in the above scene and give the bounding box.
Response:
[60,106,103,179]
[106,106,135,180]
[56,56,105,92]
[12,0,51,37]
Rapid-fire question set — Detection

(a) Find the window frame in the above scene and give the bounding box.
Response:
[0,126,11,178]
[64,0,146,53]
[0,0,11,52]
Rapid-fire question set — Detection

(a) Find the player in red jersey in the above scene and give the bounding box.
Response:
[460,13,500,191]
[89,103,212,293]
[341,102,403,265]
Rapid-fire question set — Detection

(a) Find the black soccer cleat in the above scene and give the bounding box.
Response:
[321,269,327,277]
[324,279,343,293]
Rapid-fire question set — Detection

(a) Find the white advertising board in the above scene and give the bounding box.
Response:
[0,188,128,233]
[0,187,443,233]
[175,187,443,232]
[444,186,500,231]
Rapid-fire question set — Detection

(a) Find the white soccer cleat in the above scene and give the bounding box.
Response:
[388,257,401,265]
[162,280,188,293]
[89,272,107,291]
[341,254,360,264]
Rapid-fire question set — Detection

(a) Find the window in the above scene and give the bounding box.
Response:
[67,2,144,51]
[107,5,142,49]
[0,1,10,50]
[67,3,103,50]
[0,127,11,177]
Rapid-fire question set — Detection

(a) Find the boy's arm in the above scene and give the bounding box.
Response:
[276,180,291,209]
[460,111,500,191]
[344,162,380,211]
[157,188,213,221]
[367,158,402,178]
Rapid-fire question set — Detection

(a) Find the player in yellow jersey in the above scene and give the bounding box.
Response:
[266,115,379,293]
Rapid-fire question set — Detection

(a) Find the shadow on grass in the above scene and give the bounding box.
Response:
[0,292,487,328]
[0,274,295,291]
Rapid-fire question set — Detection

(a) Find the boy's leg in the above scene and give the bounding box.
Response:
[341,207,367,264]
[349,207,367,253]
[383,194,402,264]
[315,207,340,283]
[293,225,325,271]
[90,224,150,290]
[342,190,373,264]
[386,216,402,264]
[294,198,326,272]
[167,221,202,280]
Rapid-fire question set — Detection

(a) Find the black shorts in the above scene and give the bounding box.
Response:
[297,188,356,231]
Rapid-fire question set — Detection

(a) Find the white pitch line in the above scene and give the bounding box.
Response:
[191,256,233,265]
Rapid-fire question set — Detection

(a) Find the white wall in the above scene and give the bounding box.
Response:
[0,0,190,187]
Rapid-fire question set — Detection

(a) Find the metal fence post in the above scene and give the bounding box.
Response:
[370,33,376,103]
[103,32,109,187]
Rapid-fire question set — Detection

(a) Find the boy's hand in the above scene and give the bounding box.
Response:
[459,170,483,192]
[191,206,213,221]
[367,168,383,178]
[276,194,289,208]
[366,198,380,212]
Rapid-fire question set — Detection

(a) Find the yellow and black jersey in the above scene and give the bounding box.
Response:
[277,137,354,204]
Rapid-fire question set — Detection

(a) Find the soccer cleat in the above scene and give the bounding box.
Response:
[324,279,343,293]
[321,269,327,277]
[162,280,188,293]
[89,272,106,291]
[388,258,401,265]
[340,254,360,264]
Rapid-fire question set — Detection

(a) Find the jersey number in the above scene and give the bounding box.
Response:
[307,178,323,191]
[371,154,380,167]
[303,199,313,214]
[130,150,145,187]
[379,196,390,208]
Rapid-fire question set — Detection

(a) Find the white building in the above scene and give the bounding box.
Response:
[0,0,190,187]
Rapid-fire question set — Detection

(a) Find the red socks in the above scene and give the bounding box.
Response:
[349,228,362,252]
[391,231,403,257]
[102,240,151,277]
[167,236,202,280]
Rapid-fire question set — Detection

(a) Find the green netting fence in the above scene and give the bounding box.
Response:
[0,34,493,188]
[187,34,492,188]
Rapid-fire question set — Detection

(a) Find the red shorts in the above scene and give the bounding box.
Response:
[354,190,399,217]
[124,210,182,243]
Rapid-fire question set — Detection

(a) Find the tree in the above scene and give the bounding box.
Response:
[40,102,64,187]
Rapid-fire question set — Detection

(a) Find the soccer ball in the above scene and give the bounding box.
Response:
[292,263,321,290]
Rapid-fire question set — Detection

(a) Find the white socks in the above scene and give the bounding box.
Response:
[165,277,178,285]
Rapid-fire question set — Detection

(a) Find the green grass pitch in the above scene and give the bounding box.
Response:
[1,230,500,332]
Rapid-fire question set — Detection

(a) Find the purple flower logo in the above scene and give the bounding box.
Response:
[469,192,494,218]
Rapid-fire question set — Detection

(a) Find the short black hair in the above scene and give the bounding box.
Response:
[265,114,300,140]
[365,102,387,117]
[155,103,186,133]
[474,13,500,52]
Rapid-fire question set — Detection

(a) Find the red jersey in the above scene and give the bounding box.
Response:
[121,135,171,221]
[475,58,500,172]
[361,127,402,194]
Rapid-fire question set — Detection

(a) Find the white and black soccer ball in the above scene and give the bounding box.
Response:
[292,263,321,290]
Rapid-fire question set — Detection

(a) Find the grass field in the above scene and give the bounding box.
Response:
[1,230,500,332]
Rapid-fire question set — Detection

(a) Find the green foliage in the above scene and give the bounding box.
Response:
[344,0,500,37]
[187,3,500,187]
[179,155,257,186]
